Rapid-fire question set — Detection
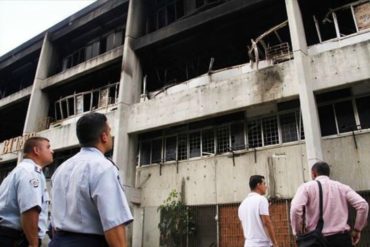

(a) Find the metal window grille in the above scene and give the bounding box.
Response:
[202,129,215,155]
[54,83,119,121]
[189,132,201,158]
[262,116,279,146]
[177,134,188,160]
[230,122,245,150]
[280,112,298,143]
[188,205,217,247]
[165,136,177,161]
[216,125,230,153]
[140,141,151,165]
[247,120,262,148]
[151,139,163,163]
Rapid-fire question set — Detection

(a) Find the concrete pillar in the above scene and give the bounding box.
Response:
[113,1,145,246]
[23,33,55,134]
[19,33,56,162]
[285,0,323,169]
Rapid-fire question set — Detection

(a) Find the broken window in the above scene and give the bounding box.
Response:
[202,129,215,155]
[0,161,16,184]
[141,1,289,93]
[262,116,279,146]
[189,131,201,158]
[356,96,370,129]
[247,120,262,148]
[165,136,177,161]
[299,0,370,45]
[146,0,185,33]
[318,105,337,136]
[335,100,357,132]
[53,83,119,121]
[280,112,299,143]
[216,125,230,153]
[230,122,245,150]
[0,99,29,142]
[151,139,163,163]
[248,20,293,69]
[177,134,188,160]
[140,141,151,165]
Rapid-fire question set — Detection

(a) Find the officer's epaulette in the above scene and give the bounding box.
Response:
[106,157,120,171]
[34,166,42,173]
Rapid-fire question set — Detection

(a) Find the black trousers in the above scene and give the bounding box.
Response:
[325,232,352,247]
[0,235,42,247]
[49,231,109,247]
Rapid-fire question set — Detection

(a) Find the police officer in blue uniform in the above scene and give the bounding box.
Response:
[49,112,133,247]
[0,137,54,247]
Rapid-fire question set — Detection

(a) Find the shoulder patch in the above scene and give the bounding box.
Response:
[34,166,42,173]
[29,178,39,188]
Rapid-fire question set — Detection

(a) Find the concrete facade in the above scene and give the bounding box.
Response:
[1,0,370,246]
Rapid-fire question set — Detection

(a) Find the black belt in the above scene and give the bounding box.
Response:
[0,225,23,238]
[55,230,105,239]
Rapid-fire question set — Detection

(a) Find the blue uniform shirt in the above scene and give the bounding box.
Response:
[0,159,49,238]
[50,147,133,235]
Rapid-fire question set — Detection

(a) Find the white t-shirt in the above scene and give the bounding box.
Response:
[238,192,271,247]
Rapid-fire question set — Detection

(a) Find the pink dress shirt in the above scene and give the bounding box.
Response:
[290,176,368,236]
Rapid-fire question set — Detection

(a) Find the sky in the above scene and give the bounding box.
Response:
[0,0,96,57]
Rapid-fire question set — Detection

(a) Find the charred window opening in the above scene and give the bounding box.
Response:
[0,99,29,142]
[145,0,230,33]
[298,0,370,46]
[59,29,124,72]
[316,88,370,136]
[145,0,185,33]
[140,0,290,94]
[52,4,128,75]
[0,53,38,99]
[0,161,17,184]
[47,64,121,124]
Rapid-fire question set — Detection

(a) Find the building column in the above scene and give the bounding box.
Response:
[113,1,145,246]
[19,33,56,161]
[285,0,323,169]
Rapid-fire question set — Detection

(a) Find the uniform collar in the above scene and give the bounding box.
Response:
[80,147,105,157]
[22,158,43,173]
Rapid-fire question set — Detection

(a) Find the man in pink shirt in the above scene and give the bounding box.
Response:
[290,161,368,246]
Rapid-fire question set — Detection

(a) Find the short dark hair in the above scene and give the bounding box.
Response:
[249,175,265,190]
[312,161,330,176]
[23,137,49,154]
[76,112,108,147]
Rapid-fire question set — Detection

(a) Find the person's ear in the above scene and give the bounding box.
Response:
[101,131,108,143]
[33,145,40,155]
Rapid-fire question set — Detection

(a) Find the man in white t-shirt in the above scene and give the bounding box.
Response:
[238,175,278,247]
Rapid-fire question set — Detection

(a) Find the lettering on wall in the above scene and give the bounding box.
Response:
[1,133,36,155]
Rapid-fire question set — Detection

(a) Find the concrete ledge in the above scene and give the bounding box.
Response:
[0,86,32,110]
[41,46,123,89]
[129,60,296,133]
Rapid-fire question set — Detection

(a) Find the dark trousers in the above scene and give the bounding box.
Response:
[325,232,352,247]
[0,235,41,247]
[49,231,108,247]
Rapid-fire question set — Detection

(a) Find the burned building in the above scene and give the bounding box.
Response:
[1,0,370,246]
